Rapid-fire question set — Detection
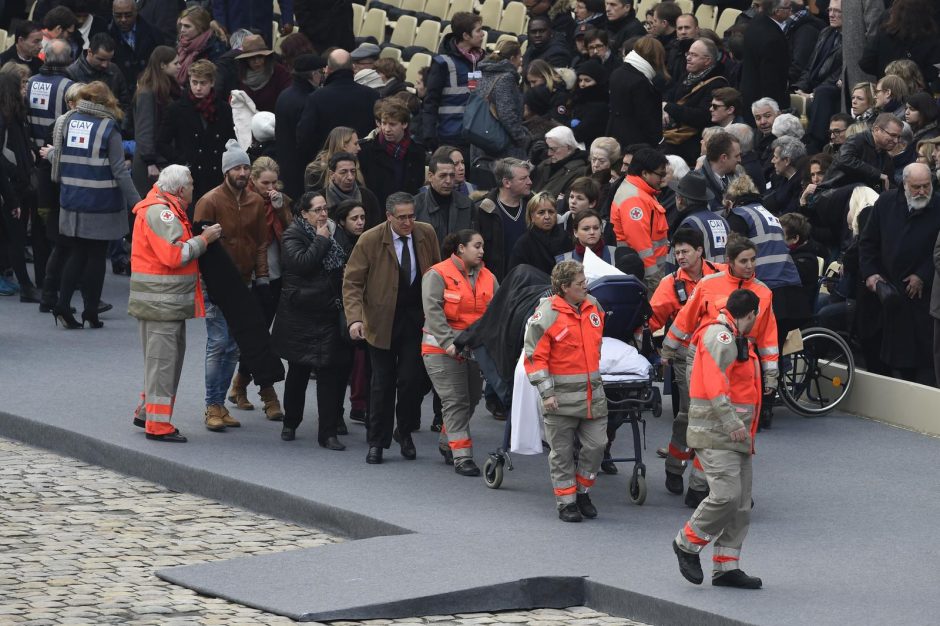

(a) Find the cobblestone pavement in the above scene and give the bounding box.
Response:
[0,438,650,626]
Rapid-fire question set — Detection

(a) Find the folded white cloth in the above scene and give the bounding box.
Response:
[511,351,545,455]
[600,337,652,377]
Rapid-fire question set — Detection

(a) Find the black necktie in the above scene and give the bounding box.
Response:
[720,175,729,191]
[399,236,411,283]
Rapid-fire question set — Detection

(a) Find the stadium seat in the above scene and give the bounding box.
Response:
[714,8,742,37]
[381,46,403,61]
[675,0,693,15]
[406,52,432,85]
[388,14,418,48]
[790,93,809,128]
[352,2,365,36]
[500,2,527,36]
[360,8,388,44]
[424,0,449,20]
[413,19,442,52]
[479,0,503,30]
[400,0,425,13]
[446,0,473,20]
[694,3,718,31]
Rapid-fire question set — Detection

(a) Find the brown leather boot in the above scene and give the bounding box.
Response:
[259,386,284,421]
[227,372,255,410]
[204,404,227,432]
[220,405,241,428]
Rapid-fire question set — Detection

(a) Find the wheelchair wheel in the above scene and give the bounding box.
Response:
[628,466,647,505]
[779,327,855,417]
[483,456,503,489]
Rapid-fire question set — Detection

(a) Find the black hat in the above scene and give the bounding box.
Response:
[576,59,607,87]
[668,171,715,203]
[293,53,326,73]
[525,85,553,117]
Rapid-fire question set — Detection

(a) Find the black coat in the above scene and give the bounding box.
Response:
[107,17,164,88]
[786,11,825,84]
[762,172,802,216]
[606,12,646,57]
[507,224,572,276]
[794,26,842,92]
[296,0,355,55]
[296,69,380,165]
[275,77,316,199]
[858,190,940,368]
[522,35,572,74]
[0,45,41,75]
[607,63,663,149]
[859,23,940,89]
[739,14,790,112]
[818,130,892,193]
[271,220,348,369]
[475,189,533,283]
[532,150,589,199]
[356,135,427,211]
[569,84,608,148]
[157,92,236,202]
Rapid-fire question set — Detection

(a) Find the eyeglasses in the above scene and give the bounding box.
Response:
[587,43,606,51]
[876,126,901,140]
[306,205,328,214]
[392,213,416,222]
[709,103,727,110]
[829,128,846,135]
[650,169,668,178]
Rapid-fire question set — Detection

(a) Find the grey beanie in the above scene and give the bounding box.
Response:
[221,138,250,173]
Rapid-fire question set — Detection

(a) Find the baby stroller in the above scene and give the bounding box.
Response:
[461,265,661,505]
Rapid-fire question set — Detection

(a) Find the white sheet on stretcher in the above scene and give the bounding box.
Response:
[510,339,651,454]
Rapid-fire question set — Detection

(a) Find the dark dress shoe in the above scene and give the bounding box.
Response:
[319,436,346,451]
[97,300,113,314]
[558,503,582,522]
[133,417,145,428]
[712,569,762,589]
[399,433,416,460]
[600,459,618,475]
[576,492,597,518]
[439,445,454,465]
[281,427,296,441]
[656,446,668,459]
[146,430,187,443]
[336,420,348,436]
[366,446,383,464]
[666,472,684,495]
[19,285,41,303]
[673,540,704,584]
[349,409,366,423]
[454,458,481,476]
[685,487,708,509]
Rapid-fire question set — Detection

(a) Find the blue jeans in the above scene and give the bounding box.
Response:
[205,301,239,406]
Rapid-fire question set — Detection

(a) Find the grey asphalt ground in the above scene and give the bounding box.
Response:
[2,274,938,624]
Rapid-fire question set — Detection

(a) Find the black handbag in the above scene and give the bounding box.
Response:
[462,81,510,154]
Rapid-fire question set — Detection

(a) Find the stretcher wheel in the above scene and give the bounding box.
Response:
[628,467,647,505]
[483,456,503,489]
[652,401,662,417]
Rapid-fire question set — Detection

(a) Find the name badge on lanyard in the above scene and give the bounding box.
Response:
[467,70,482,91]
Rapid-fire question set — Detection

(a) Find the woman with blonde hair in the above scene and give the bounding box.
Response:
[47,81,141,328]
[304,126,363,190]
[175,6,228,87]
[526,59,569,123]
[507,192,572,275]
[850,82,876,125]
[608,35,667,150]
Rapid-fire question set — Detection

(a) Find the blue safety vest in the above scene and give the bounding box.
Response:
[679,208,729,264]
[26,72,72,147]
[556,245,617,265]
[433,52,474,141]
[59,112,122,213]
[730,202,801,289]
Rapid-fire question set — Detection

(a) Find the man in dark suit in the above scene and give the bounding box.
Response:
[0,19,43,75]
[343,192,442,464]
[739,0,791,119]
[108,0,165,87]
[296,49,380,166]
[274,54,325,199]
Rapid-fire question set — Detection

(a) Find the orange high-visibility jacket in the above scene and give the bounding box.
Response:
[663,271,778,385]
[610,175,669,280]
[649,261,726,333]
[687,313,762,454]
[128,187,207,321]
[421,255,497,356]
[523,294,608,420]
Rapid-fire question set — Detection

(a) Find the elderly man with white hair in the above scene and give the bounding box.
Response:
[751,97,780,179]
[860,162,940,383]
[129,165,223,442]
[532,126,588,199]
[764,135,808,214]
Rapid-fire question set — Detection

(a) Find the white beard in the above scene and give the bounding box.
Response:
[906,190,931,211]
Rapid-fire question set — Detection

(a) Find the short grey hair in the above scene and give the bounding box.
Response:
[725,123,755,152]
[903,162,931,183]
[899,121,913,147]
[155,165,193,194]
[751,97,780,115]
[385,191,414,213]
[43,39,72,65]
[590,136,621,163]
[551,260,584,295]
[229,29,254,49]
[772,135,806,162]
[494,157,532,186]
[695,37,718,64]
[772,113,805,139]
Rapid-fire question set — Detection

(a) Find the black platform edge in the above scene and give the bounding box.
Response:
[0,409,412,540]
[584,579,757,626]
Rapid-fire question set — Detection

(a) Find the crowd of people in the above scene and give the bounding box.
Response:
[1,0,940,589]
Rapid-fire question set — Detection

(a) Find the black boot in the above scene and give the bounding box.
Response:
[558,503,582,522]
[665,472,684,495]
[454,458,481,476]
[712,569,762,589]
[576,492,597,519]
[438,445,454,465]
[672,540,703,584]
[685,486,708,509]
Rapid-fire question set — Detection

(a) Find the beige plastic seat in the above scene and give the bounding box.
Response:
[500,1,527,35]
[380,46,403,61]
[360,7,388,43]
[406,52,432,85]
[413,19,442,52]
[389,14,418,48]
[352,3,365,36]
[424,0,449,20]
[479,0,503,30]
[446,0,474,20]
[694,3,718,31]
[715,8,742,37]
[675,0,693,14]
[400,0,426,14]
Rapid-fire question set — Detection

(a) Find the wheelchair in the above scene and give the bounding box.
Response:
[777,326,856,416]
